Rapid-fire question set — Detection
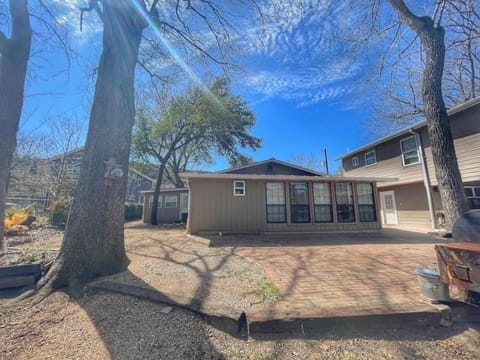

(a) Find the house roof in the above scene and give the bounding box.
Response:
[180,172,397,183]
[142,187,188,194]
[335,96,480,161]
[217,158,325,176]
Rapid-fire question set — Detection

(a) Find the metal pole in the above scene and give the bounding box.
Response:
[323,148,329,175]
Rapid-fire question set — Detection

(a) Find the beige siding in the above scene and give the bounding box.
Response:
[424,132,480,185]
[187,178,266,233]
[343,151,423,187]
[187,178,381,234]
[342,103,480,187]
[380,183,432,230]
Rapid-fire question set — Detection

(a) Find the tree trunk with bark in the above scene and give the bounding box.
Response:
[150,156,170,226]
[388,0,469,229]
[48,1,146,290]
[0,1,31,250]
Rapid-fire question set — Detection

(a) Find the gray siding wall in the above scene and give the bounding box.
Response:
[187,178,381,234]
[143,190,187,223]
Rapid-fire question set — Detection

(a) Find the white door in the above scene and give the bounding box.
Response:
[380,191,398,225]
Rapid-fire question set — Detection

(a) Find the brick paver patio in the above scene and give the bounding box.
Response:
[208,229,445,321]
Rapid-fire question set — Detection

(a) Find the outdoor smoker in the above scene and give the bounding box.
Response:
[435,209,480,305]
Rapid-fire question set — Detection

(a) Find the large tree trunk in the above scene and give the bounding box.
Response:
[150,159,168,225]
[0,1,31,250]
[50,1,146,289]
[388,0,469,229]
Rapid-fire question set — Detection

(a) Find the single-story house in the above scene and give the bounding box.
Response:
[148,158,391,234]
[142,187,189,223]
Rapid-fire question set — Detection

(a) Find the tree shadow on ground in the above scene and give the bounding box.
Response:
[76,272,226,360]
[204,229,446,248]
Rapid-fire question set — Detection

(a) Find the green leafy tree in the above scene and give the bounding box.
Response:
[132,78,261,225]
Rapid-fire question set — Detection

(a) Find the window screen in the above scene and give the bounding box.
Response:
[335,183,355,222]
[357,183,377,222]
[313,183,333,223]
[400,136,420,165]
[290,182,310,223]
[266,182,286,223]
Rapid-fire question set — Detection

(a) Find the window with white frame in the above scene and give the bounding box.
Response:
[400,136,420,166]
[352,156,359,167]
[365,150,377,166]
[465,186,480,209]
[164,195,178,208]
[233,180,245,196]
[266,182,286,223]
[313,182,333,223]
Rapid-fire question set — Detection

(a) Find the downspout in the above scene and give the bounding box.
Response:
[185,178,191,234]
[409,129,436,230]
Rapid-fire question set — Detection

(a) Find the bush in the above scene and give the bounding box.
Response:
[49,197,70,226]
[125,203,143,221]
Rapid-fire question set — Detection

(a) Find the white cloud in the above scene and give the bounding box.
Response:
[239,0,365,106]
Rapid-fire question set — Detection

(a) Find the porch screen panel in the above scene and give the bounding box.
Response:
[313,183,333,222]
[335,183,355,222]
[357,183,377,222]
[290,182,310,223]
[266,182,286,223]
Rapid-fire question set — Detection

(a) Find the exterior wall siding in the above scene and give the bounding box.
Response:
[143,190,187,223]
[342,104,480,188]
[187,178,266,233]
[187,178,381,234]
[379,183,432,230]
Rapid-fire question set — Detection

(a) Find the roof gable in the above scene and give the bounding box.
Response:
[218,158,324,176]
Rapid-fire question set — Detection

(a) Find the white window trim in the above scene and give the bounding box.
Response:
[164,195,178,208]
[400,135,420,167]
[364,150,377,167]
[233,180,246,196]
[352,156,359,167]
[465,186,480,198]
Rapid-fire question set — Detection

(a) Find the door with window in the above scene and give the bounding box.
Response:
[380,191,398,225]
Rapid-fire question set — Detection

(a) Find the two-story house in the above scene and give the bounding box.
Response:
[8,147,154,209]
[337,97,480,232]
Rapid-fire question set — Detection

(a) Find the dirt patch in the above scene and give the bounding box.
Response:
[1,227,62,267]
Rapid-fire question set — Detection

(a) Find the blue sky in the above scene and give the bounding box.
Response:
[10,1,393,173]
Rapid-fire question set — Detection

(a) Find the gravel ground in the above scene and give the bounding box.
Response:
[1,291,479,360]
[1,222,480,359]
[104,224,278,315]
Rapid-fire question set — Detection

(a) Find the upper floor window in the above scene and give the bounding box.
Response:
[365,150,377,166]
[400,136,420,166]
[233,180,245,196]
[352,156,359,167]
